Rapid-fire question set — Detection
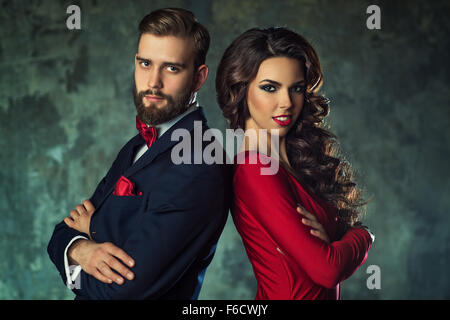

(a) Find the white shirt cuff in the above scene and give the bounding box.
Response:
[64,235,88,289]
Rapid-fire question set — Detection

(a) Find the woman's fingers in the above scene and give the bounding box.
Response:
[297,205,330,244]
[301,217,322,230]
[297,206,321,228]
[310,229,330,244]
[297,205,314,219]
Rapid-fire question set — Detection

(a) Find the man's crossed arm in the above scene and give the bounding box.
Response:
[64,200,135,286]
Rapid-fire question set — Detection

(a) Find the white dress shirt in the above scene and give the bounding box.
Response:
[64,104,199,288]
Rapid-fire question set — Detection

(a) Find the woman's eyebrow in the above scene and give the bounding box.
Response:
[259,79,306,85]
[259,79,281,85]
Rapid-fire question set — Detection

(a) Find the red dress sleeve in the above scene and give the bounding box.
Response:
[233,157,373,289]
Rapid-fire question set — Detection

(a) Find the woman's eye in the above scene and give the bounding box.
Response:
[260,85,276,92]
[291,85,305,94]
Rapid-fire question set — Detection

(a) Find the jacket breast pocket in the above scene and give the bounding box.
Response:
[109,194,144,209]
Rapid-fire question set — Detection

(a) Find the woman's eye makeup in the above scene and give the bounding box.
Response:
[290,85,306,93]
[259,83,306,94]
[259,84,277,92]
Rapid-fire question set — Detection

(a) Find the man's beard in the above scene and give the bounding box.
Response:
[133,82,194,126]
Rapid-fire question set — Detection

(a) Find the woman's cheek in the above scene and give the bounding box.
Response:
[253,93,274,114]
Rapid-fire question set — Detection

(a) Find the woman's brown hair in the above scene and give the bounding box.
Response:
[216,27,371,232]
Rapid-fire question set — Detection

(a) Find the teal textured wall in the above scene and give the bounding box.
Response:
[0,0,449,299]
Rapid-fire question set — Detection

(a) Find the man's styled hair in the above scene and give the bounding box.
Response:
[138,8,210,70]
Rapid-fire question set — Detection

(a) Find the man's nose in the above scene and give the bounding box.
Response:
[147,69,162,89]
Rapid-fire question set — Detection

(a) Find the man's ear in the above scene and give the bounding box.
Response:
[192,64,209,93]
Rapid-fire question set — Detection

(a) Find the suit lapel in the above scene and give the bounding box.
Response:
[94,107,207,210]
[124,107,207,178]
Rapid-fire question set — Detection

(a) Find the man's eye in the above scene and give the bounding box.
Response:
[260,85,276,92]
[167,66,179,72]
[140,61,150,68]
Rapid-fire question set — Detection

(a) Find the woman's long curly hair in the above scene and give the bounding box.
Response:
[216,27,371,232]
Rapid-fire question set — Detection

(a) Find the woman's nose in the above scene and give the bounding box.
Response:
[278,90,293,109]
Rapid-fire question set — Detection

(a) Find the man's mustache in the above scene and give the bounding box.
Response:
[139,90,169,100]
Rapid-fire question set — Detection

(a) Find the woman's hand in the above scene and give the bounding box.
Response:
[297,205,330,244]
[64,199,95,238]
[353,221,376,243]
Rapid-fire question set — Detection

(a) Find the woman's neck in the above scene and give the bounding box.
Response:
[242,129,292,169]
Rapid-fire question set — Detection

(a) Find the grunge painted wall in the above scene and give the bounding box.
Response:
[0,0,449,299]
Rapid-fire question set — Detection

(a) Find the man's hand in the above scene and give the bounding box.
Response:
[297,205,330,244]
[64,199,95,237]
[68,239,135,285]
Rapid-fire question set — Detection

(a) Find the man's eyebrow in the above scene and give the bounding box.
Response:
[136,56,149,62]
[259,79,306,85]
[135,56,186,68]
[162,62,187,68]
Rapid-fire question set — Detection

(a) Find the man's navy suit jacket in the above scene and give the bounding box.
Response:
[47,107,231,299]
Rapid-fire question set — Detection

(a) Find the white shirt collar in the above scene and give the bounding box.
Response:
[149,103,199,138]
[133,103,199,164]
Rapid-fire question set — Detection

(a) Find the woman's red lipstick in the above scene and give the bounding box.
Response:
[272,115,292,126]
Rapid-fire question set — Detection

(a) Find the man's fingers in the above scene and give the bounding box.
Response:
[75,204,87,215]
[106,243,135,268]
[64,217,74,227]
[70,210,80,219]
[105,255,134,281]
[93,269,113,284]
[83,199,95,214]
[98,262,124,285]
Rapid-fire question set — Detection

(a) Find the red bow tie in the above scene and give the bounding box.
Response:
[136,116,158,148]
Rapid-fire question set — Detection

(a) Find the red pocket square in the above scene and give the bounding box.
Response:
[113,176,143,196]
